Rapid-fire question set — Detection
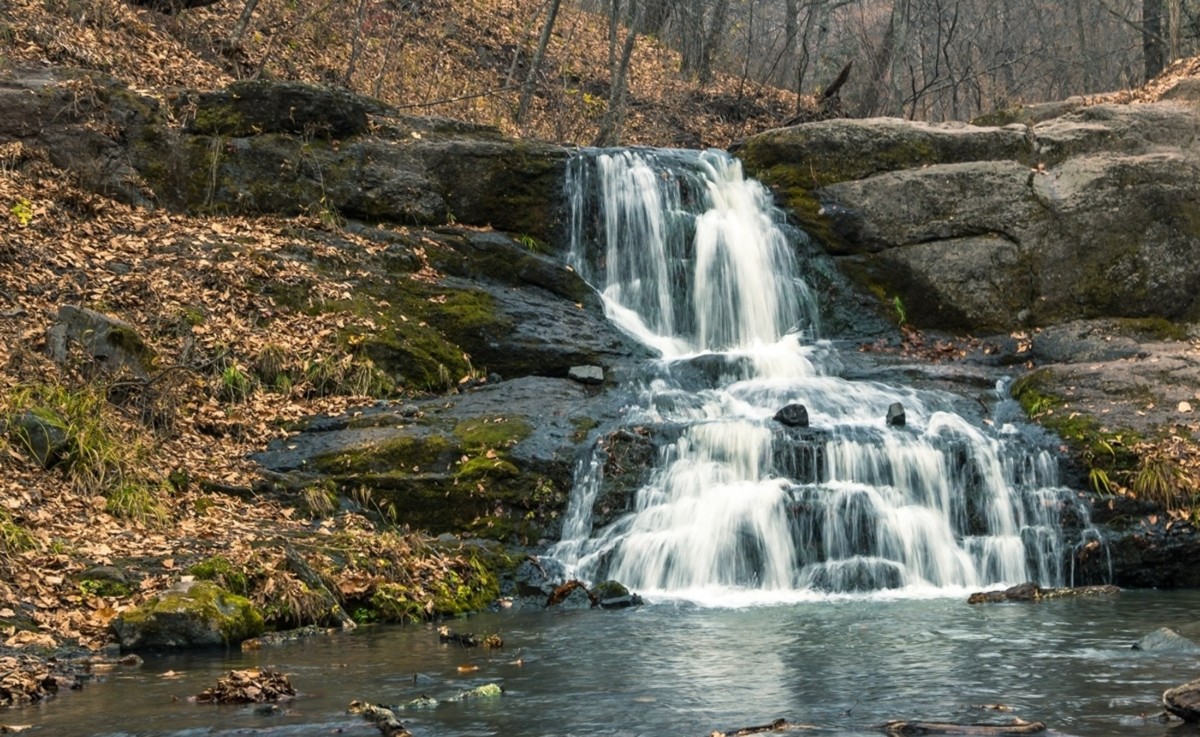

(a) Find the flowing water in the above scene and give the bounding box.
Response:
[30,148,1194,736]
[555,148,1092,602]
[23,592,1200,736]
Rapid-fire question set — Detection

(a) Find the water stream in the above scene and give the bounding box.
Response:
[24,592,1200,736]
[554,148,1091,602]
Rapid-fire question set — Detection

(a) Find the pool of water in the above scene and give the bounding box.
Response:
[17,590,1200,736]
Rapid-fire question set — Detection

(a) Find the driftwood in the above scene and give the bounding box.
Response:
[349,700,413,737]
[709,718,810,736]
[881,719,1046,735]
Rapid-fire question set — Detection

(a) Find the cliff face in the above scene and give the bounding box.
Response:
[736,98,1200,333]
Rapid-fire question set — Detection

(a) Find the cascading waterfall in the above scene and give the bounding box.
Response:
[555,148,1092,600]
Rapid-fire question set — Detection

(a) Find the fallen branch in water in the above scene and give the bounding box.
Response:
[880,719,1046,735]
[708,718,813,736]
[349,700,413,737]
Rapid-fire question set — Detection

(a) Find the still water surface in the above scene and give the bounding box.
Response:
[19,590,1200,736]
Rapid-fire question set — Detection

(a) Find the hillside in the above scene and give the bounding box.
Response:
[0,0,804,149]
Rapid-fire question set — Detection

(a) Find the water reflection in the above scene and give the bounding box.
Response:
[19,591,1200,736]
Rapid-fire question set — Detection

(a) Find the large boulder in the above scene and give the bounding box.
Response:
[111,581,264,651]
[736,101,1200,332]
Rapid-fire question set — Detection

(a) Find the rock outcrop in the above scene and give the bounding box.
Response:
[736,102,1200,333]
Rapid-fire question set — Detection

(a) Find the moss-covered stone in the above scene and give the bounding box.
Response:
[187,556,251,596]
[111,582,265,650]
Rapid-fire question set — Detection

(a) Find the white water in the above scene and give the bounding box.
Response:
[556,148,1089,603]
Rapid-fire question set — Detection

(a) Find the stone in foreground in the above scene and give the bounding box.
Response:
[111,581,264,650]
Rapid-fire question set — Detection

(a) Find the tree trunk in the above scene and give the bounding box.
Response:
[698,0,730,83]
[343,0,372,88]
[229,0,261,47]
[783,0,799,91]
[517,0,565,124]
[1144,0,1167,81]
[594,8,642,146]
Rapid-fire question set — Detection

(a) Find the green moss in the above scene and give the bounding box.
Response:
[79,578,133,598]
[188,556,251,596]
[453,416,532,450]
[191,102,250,137]
[1111,317,1189,342]
[311,434,452,475]
[1011,369,1140,474]
[120,582,264,645]
[456,455,520,480]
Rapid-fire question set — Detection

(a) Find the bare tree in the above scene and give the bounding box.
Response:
[518,0,566,123]
[343,0,372,88]
[595,4,644,146]
[229,0,261,47]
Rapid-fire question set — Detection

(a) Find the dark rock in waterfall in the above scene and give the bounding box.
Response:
[886,402,905,427]
[774,403,809,428]
[599,594,645,609]
[1164,679,1200,722]
[568,365,605,385]
[1133,627,1200,653]
[545,580,596,610]
[510,556,568,599]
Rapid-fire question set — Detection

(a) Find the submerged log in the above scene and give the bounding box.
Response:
[880,719,1046,735]
[708,718,811,736]
[967,583,1120,604]
[349,700,414,737]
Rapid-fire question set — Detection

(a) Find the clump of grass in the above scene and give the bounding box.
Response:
[1132,454,1186,510]
[253,344,290,389]
[0,510,35,558]
[301,482,339,519]
[5,383,140,494]
[105,482,169,525]
[301,353,393,398]
[218,362,254,402]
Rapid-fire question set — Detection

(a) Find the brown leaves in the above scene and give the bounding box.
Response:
[194,668,296,704]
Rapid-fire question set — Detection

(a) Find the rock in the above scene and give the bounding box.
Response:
[737,103,1200,332]
[545,580,596,609]
[188,80,372,139]
[111,581,265,650]
[568,365,605,385]
[1164,679,1200,722]
[590,580,630,599]
[6,410,69,468]
[398,695,439,710]
[509,556,568,599]
[773,403,809,428]
[459,683,503,699]
[599,594,645,609]
[253,377,626,544]
[886,402,905,427]
[1133,627,1200,653]
[46,305,155,378]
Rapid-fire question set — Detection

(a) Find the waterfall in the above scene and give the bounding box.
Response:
[555,148,1090,601]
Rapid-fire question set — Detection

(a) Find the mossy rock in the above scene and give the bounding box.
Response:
[188,80,371,139]
[187,556,251,596]
[111,582,264,651]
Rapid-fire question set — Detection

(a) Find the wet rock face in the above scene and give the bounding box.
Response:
[737,103,1200,332]
[1165,679,1200,722]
